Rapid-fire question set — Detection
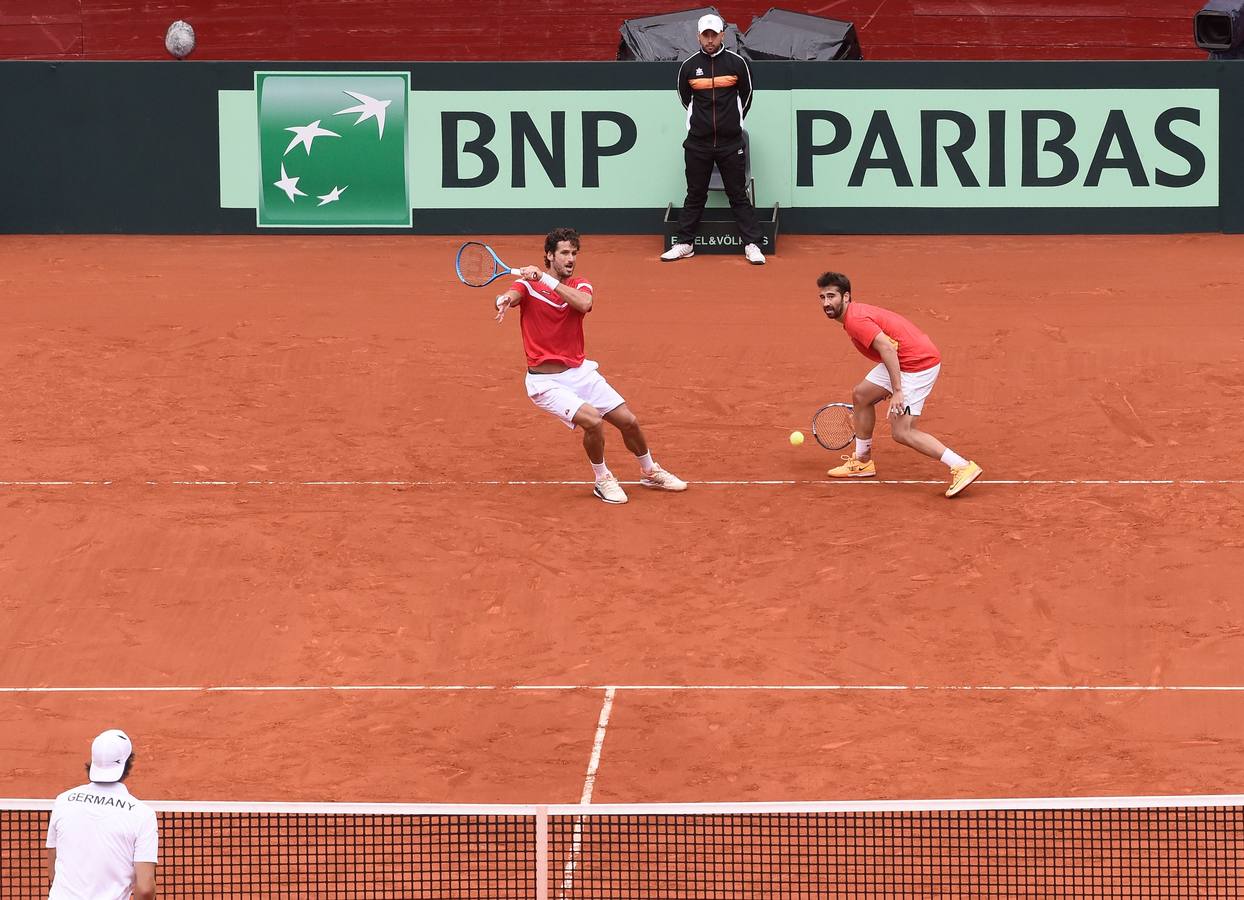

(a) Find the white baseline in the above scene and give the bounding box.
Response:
[2,692,1244,697]
[2,479,1244,488]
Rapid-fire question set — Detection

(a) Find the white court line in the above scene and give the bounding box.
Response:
[3,478,1244,487]
[558,687,616,898]
[580,687,616,805]
[10,795,1243,815]
[2,692,1244,697]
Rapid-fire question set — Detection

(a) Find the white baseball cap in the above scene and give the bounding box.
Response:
[697,14,725,34]
[89,729,133,782]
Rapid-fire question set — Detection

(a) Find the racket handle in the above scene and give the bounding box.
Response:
[508,268,522,275]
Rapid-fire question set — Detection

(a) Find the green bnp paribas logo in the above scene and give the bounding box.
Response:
[255,72,411,227]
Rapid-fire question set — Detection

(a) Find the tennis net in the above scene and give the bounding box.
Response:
[3,795,1241,897]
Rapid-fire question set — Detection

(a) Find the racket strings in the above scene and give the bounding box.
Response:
[812,406,855,450]
[458,244,499,287]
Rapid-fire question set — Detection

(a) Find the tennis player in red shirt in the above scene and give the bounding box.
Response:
[817,272,982,498]
[495,227,687,504]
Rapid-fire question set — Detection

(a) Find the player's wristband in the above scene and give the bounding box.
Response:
[495,295,508,311]
[539,272,559,291]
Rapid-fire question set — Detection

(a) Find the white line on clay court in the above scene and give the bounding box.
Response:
[1,479,1243,488]
[5,684,1244,693]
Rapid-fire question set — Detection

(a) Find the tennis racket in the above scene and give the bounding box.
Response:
[811,403,855,451]
[455,241,522,287]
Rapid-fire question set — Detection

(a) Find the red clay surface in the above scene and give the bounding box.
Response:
[2,233,1244,804]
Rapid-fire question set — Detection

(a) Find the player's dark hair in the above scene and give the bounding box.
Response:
[816,272,851,293]
[85,752,136,784]
[544,227,580,257]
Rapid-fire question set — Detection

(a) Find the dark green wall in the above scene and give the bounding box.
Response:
[1,60,1240,235]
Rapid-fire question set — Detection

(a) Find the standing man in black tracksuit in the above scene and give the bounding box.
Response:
[661,13,766,266]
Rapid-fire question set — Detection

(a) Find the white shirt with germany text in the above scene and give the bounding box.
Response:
[46,781,158,900]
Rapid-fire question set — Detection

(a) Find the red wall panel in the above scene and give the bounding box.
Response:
[0,0,1212,61]
[0,0,82,59]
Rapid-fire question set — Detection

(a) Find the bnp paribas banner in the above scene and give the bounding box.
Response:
[218,69,1219,228]
[788,89,1216,208]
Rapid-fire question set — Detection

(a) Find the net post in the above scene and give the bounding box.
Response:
[535,804,549,900]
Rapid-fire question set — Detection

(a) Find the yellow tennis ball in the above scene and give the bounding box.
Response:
[789,430,805,446]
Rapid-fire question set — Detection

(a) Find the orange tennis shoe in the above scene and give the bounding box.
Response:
[827,456,876,478]
[945,461,983,498]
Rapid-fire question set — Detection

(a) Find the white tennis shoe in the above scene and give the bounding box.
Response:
[640,466,688,492]
[744,243,766,265]
[660,243,694,262]
[593,474,628,504]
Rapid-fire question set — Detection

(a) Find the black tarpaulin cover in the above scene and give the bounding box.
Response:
[617,7,744,61]
[741,7,862,60]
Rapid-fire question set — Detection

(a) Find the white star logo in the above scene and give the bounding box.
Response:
[284,120,340,156]
[272,163,307,203]
[317,185,348,207]
[334,91,392,140]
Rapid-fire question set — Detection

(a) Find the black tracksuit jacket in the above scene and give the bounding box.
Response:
[675,47,753,145]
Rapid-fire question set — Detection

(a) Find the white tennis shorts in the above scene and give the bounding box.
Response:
[525,359,626,429]
[864,363,941,416]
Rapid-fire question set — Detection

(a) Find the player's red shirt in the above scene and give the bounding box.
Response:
[841,301,941,372]
[514,275,593,368]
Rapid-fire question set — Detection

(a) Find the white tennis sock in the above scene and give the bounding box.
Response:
[941,448,968,469]
[855,438,872,458]
[635,451,656,474]
[591,461,611,479]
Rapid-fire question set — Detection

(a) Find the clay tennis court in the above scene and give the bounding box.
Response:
[2,231,1244,815]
